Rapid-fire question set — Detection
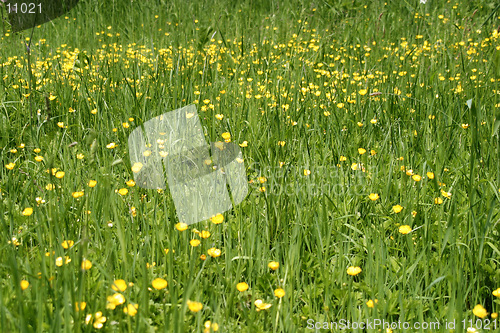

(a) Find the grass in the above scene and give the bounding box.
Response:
[1,0,500,332]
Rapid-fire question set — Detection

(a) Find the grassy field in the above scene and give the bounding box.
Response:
[1,0,500,332]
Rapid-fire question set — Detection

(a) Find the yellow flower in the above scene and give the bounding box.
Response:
[143,150,152,157]
[236,282,249,292]
[441,189,452,199]
[72,191,84,198]
[187,300,203,313]
[427,172,434,179]
[131,162,143,173]
[55,256,71,266]
[346,266,362,276]
[6,162,15,170]
[358,148,366,155]
[106,142,116,149]
[22,207,33,216]
[207,248,221,257]
[472,304,488,318]
[126,179,136,187]
[204,321,219,332]
[254,299,272,311]
[20,280,29,290]
[412,211,417,217]
[34,148,41,153]
[412,174,422,181]
[492,288,500,297]
[94,313,106,329]
[370,119,377,124]
[123,303,138,316]
[398,225,412,234]
[200,230,211,239]
[366,299,377,308]
[210,213,224,224]
[122,122,129,128]
[461,123,470,129]
[304,169,311,176]
[61,240,74,249]
[221,132,231,142]
[359,89,368,95]
[9,237,20,246]
[369,193,379,201]
[239,141,248,147]
[75,302,86,311]
[268,261,279,270]
[55,171,65,179]
[106,293,125,309]
[339,156,347,162]
[434,197,443,205]
[86,311,106,329]
[393,205,403,213]
[337,102,344,108]
[274,288,285,298]
[152,278,168,290]
[88,180,97,187]
[215,114,224,120]
[214,141,224,150]
[258,176,267,183]
[112,279,127,292]
[81,259,92,270]
[35,155,44,162]
[190,239,201,247]
[57,122,65,128]
[118,188,128,195]
[175,223,188,231]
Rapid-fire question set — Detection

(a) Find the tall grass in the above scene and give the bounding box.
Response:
[0,0,499,332]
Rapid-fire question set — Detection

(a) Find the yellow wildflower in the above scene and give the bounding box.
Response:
[399,225,412,234]
[236,282,249,292]
[347,266,362,276]
[20,280,29,290]
[123,303,138,316]
[152,278,168,290]
[274,288,285,298]
[268,261,279,270]
[112,279,127,292]
[187,300,203,313]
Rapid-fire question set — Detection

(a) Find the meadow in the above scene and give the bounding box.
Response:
[1,0,500,332]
